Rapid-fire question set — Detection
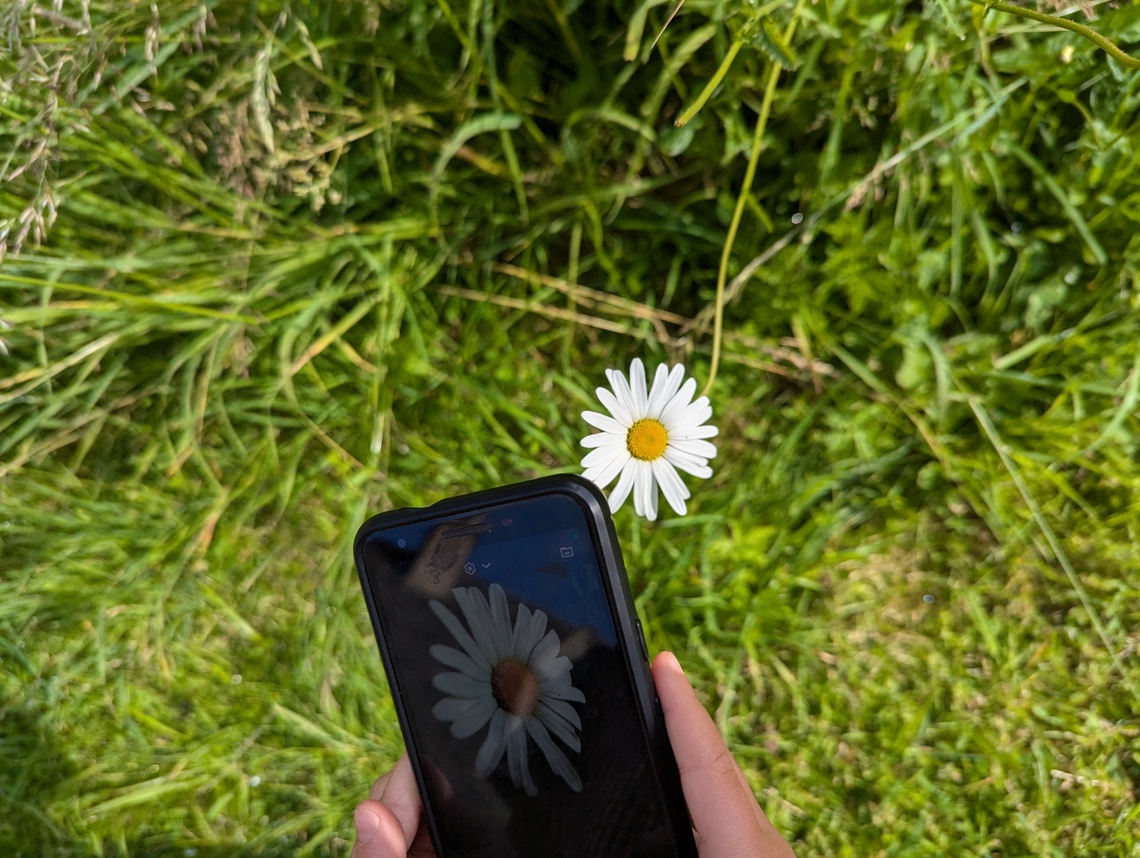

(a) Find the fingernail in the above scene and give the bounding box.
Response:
[661,650,684,675]
[354,804,380,845]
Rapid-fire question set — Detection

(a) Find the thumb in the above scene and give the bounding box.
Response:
[351,800,411,858]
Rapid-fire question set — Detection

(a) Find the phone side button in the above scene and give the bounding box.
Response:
[635,619,650,662]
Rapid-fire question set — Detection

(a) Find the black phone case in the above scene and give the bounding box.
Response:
[354,473,697,857]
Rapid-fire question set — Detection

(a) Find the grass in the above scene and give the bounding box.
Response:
[2,0,1139,855]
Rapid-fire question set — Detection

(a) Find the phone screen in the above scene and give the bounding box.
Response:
[359,492,683,857]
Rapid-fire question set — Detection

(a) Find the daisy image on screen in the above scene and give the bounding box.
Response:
[580,358,718,521]
[428,583,585,796]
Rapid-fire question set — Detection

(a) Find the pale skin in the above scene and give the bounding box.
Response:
[352,651,796,858]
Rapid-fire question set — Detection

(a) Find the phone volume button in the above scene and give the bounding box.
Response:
[635,619,649,662]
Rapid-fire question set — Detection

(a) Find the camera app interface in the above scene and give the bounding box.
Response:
[360,493,679,857]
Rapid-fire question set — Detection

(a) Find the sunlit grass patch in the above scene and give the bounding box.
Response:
[3,0,1140,855]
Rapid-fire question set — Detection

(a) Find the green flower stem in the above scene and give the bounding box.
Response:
[702,7,807,398]
[674,40,742,128]
[700,63,779,400]
[967,0,1140,69]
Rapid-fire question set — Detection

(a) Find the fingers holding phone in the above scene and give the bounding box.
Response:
[652,651,796,858]
[352,754,436,858]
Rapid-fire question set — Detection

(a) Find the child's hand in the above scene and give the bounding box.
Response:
[351,753,435,858]
[652,650,796,857]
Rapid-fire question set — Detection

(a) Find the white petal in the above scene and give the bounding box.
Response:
[505,717,534,795]
[513,601,533,656]
[475,710,508,777]
[631,464,646,517]
[529,630,561,678]
[596,387,632,425]
[581,445,622,469]
[453,588,500,664]
[633,460,657,522]
[652,458,689,516]
[537,652,574,683]
[429,644,485,680]
[661,446,710,468]
[433,670,489,698]
[429,600,492,671]
[458,694,498,736]
[534,700,582,751]
[608,463,636,513]
[432,694,481,724]
[536,695,582,731]
[663,447,713,479]
[647,364,685,419]
[608,369,640,422]
[645,476,658,521]
[669,438,718,460]
[643,363,670,417]
[670,423,719,441]
[510,603,530,655]
[629,358,648,414]
[665,399,712,433]
[582,411,628,435]
[581,432,626,450]
[514,605,549,662]
[540,681,586,702]
[488,583,513,657]
[659,377,697,425]
[435,694,496,738]
[526,717,582,792]
[582,447,631,491]
[537,663,575,689]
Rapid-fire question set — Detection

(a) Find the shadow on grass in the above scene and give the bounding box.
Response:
[0,695,83,856]
[0,696,286,858]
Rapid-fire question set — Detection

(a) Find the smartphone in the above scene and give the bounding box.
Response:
[354,474,698,857]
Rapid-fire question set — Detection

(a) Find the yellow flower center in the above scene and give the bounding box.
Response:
[627,418,668,461]
[491,660,539,717]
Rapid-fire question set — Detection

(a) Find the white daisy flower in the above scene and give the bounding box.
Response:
[428,583,585,796]
[580,358,718,521]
